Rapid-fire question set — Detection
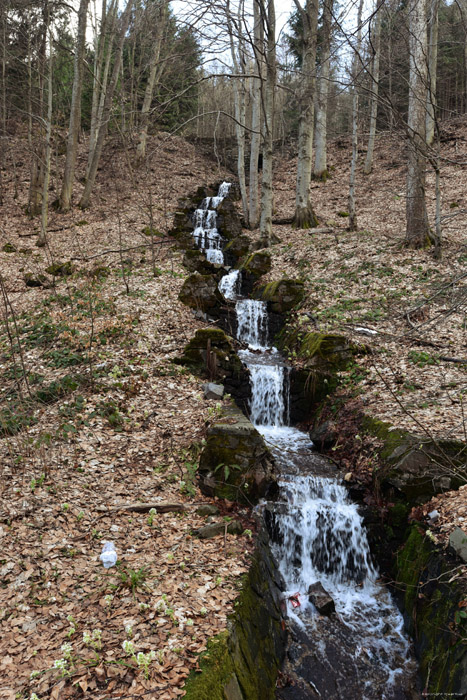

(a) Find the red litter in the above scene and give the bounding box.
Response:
[289,592,301,608]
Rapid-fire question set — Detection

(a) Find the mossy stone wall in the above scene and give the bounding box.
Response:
[183,530,287,700]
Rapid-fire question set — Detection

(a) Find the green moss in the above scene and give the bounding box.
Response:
[184,632,234,700]
[395,526,467,694]
[253,279,305,313]
[2,243,17,253]
[45,261,74,277]
[241,251,271,279]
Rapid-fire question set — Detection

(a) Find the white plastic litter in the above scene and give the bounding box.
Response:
[100,541,117,568]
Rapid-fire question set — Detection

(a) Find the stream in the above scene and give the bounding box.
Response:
[192,183,419,699]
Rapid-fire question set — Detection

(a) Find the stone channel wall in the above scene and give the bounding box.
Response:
[183,530,287,700]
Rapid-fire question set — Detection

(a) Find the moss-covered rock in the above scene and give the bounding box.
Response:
[395,526,467,696]
[182,248,224,276]
[178,272,224,313]
[241,250,271,280]
[45,261,74,277]
[362,415,467,502]
[183,530,286,700]
[2,243,17,253]
[177,328,251,411]
[279,329,362,371]
[289,368,336,424]
[252,279,305,314]
[224,234,251,266]
[198,405,275,504]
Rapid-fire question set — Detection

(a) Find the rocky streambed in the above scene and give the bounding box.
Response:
[171,181,467,699]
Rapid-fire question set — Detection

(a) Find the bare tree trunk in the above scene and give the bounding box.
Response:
[38,12,52,247]
[348,0,364,231]
[59,0,90,212]
[293,0,319,229]
[80,0,133,209]
[226,0,249,224]
[425,0,439,146]
[313,0,333,181]
[1,2,6,137]
[28,8,47,217]
[405,0,431,247]
[136,1,168,161]
[249,0,263,229]
[259,0,276,243]
[363,0,383,175]
[88,0,118,172]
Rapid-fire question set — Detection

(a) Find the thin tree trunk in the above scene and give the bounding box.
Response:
[38,13,52,247]
[249,0,263,229]
[80,0,133,209]
[136,1,169,161]
[59,0,90,212]
[425,0,439,146]
[259,0,276,243]
[28,8,47,217]
[226,0,248,224]
[88,0,118,172]
[1,2,6,136]
[293,0,319,229]
[405,0,431,247]
[313,0,333,181]
[348,0,364,231]
[363,0,382,175]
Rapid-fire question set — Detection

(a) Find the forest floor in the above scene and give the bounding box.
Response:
[0,121,466,699]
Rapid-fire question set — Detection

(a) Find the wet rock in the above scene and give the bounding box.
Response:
[193,520,243,539]
[178,272,224,314]
[253,279,305,314]
[182,248,224,276]
[195,504,220,517]
[307,582,335,616]
[216,198,242,240]
[309,420,338,451]
[224,234,251,266]
[240,251,272,293]
[203,382,224,400]
[198,405,275,504]
[449,527,467,563]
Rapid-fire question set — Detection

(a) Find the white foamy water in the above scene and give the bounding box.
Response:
[219,269,241,300]
[190,182,231,264]
[231,281,415,697]
[236,299,268,349]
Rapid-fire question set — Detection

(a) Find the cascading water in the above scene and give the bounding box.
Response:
[225,271,416,698]
[191,182,231,264]
[191,180,417,698]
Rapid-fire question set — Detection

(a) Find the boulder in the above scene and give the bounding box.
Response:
[182,248,224,276]
[309,420,338,451]
[178,272,224,313]
[307,582,335,616]
[224,234,252,266]
[253,279,305,314]
[449,528,467,564]
[241,250,271,280]
[196,504,220,517]
[216,198,242,240]
[198,405,275,504]
[203,382,224,400]
[279,330,362,372]
[176,328,251,411]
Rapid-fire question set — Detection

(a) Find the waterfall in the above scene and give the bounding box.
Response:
[191,181,231,264]
[216,257,417,697]
[218,269,241,300]
[235,299,268,350]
